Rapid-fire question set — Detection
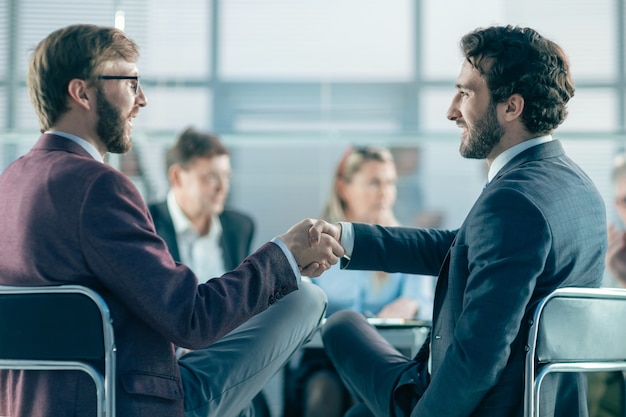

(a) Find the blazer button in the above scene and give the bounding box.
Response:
[274,290,282,300]
[268,295,275,305]
[280,286,287,296]
[434,335,442,340]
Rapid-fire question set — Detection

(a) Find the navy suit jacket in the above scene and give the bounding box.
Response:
[148,201,255,272]
[0,134,296,417]
[344,140,607,417]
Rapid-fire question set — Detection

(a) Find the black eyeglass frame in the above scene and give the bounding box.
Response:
[96,75,141,95]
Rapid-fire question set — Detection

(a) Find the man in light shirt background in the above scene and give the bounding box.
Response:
[149,127,255,281]
[149,127,270,415]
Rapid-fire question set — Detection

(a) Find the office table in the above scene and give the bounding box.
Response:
[303,317,431,357]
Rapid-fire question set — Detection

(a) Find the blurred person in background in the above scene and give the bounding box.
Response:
[149,127,270,416]
[284,146,435,417]
[149,127,254,282]
[390,146,444,228]
[316,146,435,320]
[605,153,626,288]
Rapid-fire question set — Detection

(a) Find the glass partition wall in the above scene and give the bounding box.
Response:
[0,0,624,248]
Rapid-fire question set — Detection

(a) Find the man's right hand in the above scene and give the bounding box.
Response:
[278,219,344,277]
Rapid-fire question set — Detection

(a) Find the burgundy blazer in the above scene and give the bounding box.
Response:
[0,134,298,417]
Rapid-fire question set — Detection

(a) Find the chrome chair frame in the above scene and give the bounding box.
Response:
[524,287,626,417]
[0,285,116,416]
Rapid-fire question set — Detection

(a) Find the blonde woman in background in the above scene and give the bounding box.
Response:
[316,146,435,319]
[283,146,435,417]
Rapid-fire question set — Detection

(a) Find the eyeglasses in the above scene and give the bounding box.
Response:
[97,75,141,95]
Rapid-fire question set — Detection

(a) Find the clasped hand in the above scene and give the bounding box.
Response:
[278,219,344,277]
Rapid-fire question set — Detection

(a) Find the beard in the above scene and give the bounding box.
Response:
[459,102,504,159]
[96,89,132,154]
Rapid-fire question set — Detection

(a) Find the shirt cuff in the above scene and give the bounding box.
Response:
[270,237,301,282]
[339,221,354,260]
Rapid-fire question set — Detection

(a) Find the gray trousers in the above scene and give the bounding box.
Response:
[179,281,327,417]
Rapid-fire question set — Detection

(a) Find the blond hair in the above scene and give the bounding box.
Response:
[321,146,396,224]
[322,146,398,289]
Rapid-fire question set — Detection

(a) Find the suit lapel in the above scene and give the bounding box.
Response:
[432,249,451,326]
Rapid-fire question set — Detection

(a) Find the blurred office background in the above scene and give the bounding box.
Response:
[0,0,625,250]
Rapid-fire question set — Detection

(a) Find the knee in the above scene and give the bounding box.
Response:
[296,281,328,318]
[321,310,363,344]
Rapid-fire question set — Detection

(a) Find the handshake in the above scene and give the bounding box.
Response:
[278,219,345,277]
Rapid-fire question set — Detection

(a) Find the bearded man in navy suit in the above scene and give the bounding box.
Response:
[317,25,607,417]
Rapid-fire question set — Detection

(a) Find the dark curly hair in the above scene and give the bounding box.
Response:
[461,25,574,135]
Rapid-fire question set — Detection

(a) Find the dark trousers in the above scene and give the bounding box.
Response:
[321,310,429,417]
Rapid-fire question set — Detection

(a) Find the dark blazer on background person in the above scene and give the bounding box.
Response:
[149,201,255,271]
[0,134,297,417]
[341,139,606,417]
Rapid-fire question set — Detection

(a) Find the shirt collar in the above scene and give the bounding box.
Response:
[167,190,194,235]
[487,134,553,183]
[45,130,103,163]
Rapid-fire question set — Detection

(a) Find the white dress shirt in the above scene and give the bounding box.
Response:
[166,190,226,281]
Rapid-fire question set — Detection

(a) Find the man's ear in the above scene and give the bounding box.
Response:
[335,177,348,202]
[168,165,183,187]
[502,93,525,122]
[67,78,92,110]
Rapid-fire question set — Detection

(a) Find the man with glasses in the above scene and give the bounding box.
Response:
[0,24,343,417]
[150,127,254,286]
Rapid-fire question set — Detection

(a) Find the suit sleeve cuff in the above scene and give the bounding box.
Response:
[270,237,301,282]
